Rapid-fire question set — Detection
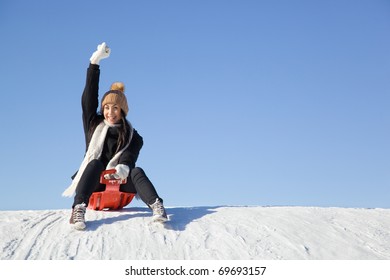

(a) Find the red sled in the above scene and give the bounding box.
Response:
[88,169,135,211]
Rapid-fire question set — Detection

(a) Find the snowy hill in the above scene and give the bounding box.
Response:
[1,206,390,260]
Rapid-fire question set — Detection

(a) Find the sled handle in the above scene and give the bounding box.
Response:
[100,169,127,185]
[102,169,116,176]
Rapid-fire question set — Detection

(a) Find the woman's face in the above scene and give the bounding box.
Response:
[103,103,122,124]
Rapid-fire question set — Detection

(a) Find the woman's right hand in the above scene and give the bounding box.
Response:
[90,42,111,65]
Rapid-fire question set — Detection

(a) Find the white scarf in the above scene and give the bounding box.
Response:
[62,120,133,197]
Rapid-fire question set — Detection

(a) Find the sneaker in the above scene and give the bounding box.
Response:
[69,203,86,230]
[149,198,168,222]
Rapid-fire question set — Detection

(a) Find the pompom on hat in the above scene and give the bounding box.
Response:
[101,82,129,116]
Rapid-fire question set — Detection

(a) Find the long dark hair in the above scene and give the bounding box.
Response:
[116,112,132,153]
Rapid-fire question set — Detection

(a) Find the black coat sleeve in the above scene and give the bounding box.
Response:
[81,64,101,146]
[119,129,144,169]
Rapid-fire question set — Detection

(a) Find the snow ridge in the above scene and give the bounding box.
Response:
[1,206,390,260]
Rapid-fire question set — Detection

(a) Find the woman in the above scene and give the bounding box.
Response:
[63,42,167,230]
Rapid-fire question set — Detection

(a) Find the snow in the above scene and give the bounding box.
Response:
[1,206,390,260]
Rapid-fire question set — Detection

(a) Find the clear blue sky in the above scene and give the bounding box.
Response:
[0,0,389,210]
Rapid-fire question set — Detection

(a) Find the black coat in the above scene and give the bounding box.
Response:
[80,64,143,169]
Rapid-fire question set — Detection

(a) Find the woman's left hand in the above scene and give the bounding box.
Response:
[113,164,130,180]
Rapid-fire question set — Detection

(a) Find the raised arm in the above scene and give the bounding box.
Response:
[81,43,111,142]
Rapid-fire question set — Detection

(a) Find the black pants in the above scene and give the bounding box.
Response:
[73,159,161,208]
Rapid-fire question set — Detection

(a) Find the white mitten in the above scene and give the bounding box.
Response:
[90,42,111,65]
[113,164,130,180]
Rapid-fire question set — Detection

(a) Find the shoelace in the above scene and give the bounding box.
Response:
[73,205,86,222]
[151,201,165,215]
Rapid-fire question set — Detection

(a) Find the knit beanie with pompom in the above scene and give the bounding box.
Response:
[101,82,129,116]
